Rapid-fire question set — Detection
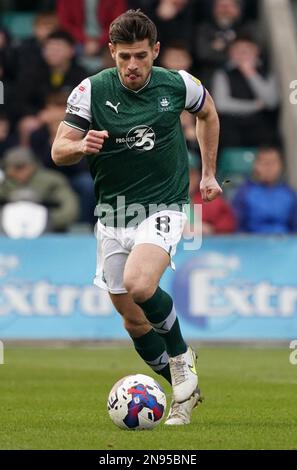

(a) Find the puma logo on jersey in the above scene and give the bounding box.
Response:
[105,101,120,114]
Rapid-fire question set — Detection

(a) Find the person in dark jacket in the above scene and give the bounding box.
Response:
[14,30,87,119]
[212,34,279,147]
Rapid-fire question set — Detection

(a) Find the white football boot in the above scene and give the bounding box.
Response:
[169,346,198,403]
[165,388,202,425]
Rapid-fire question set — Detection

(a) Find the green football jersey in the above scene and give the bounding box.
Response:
[64,67,206,226]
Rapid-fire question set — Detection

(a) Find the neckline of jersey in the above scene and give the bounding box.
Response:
[117,71,152,94]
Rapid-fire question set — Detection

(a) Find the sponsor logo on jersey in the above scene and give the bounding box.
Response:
[67,104,80,114]
[68,83,87,106]
[116,125,156,151]
[158,96,172,112]
[105,101,121,114]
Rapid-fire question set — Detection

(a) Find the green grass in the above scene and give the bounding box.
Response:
[0,346,296,450]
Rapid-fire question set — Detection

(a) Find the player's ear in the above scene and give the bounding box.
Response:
[108,42,116,60]
[153,42,160,60]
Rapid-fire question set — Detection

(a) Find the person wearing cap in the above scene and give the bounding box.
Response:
[0,146,79,232]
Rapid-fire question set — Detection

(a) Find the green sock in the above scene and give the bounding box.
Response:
[131,329,171,384]
[136,287,187,357]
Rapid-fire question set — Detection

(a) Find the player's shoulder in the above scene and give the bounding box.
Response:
[153,67,202,89]
[89,67,117,86]
[177,70,203,88]
[152,66,183,82]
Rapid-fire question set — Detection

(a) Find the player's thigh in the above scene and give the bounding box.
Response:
[123,210,186,292]
[95,236,129,293]
[123,243,170,293]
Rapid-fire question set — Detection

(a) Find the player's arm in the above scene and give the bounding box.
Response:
[51,78,108,166]
[195,91,222,202]
[178,70,222,202]
[52,122,108,166]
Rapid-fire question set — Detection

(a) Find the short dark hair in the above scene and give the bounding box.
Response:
[256,146,283,160]
[109,9,157,47]
[46,30,75,47]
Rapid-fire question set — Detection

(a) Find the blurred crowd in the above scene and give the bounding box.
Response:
[0,0,296,236]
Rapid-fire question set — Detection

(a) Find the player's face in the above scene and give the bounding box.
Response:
[109,39,160,90]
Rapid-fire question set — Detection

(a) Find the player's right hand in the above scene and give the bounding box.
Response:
[81,130,109,154]
[200,175,222,202]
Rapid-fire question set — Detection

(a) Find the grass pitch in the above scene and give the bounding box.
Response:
[0,346,296,450]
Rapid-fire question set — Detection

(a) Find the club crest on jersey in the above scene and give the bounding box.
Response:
[158,96,172,112]
[116,125,156,151]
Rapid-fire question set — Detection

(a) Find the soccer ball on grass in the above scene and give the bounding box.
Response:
[107,374,166,430]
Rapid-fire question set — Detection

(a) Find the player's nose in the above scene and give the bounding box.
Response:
[128,57,138,70]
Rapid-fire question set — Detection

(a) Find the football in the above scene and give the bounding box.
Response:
[107,374,167,430]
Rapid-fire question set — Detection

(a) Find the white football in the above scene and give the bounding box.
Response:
[107,374,166,430]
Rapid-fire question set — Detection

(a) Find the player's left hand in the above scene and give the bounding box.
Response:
[200,175,222,202]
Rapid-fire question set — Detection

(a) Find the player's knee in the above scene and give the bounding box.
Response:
[124,275,155,303]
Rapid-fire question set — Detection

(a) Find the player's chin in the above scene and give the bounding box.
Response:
[126,75,142,86]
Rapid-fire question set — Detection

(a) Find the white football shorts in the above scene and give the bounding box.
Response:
[94,210,187,294]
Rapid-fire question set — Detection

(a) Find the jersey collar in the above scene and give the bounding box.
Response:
[117,72,151,93]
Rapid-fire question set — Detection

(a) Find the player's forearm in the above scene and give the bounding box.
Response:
[51,138,84,166]
[196,111,220,177]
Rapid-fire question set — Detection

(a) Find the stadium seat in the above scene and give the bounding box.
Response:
[218,147,257,177]
[1,12,36,39]
[217,147,257,201]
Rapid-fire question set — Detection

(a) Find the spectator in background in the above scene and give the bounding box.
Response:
[143,0,194,52]
[186,153,236,234]
[128,1,152,9]
[15,115,42,148]
[0,147,79,233]
[17,11,59,74]
[30,92,96,225]
[56,0,127,57]
[0,113,16,158]
[15,30,87,119]
[9,0,56,10]
[0,28,17,120]
[195,0,257,88]
[160,40,193,72]
[0,29,43,139]
[193,0,259,23]
[233,148,297,234]
[159,40,198,154]
[0,28,15,80]
[212,34,279,148]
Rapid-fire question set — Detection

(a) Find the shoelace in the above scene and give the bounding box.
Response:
[167,401,187,421]
[170,357,188,385]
